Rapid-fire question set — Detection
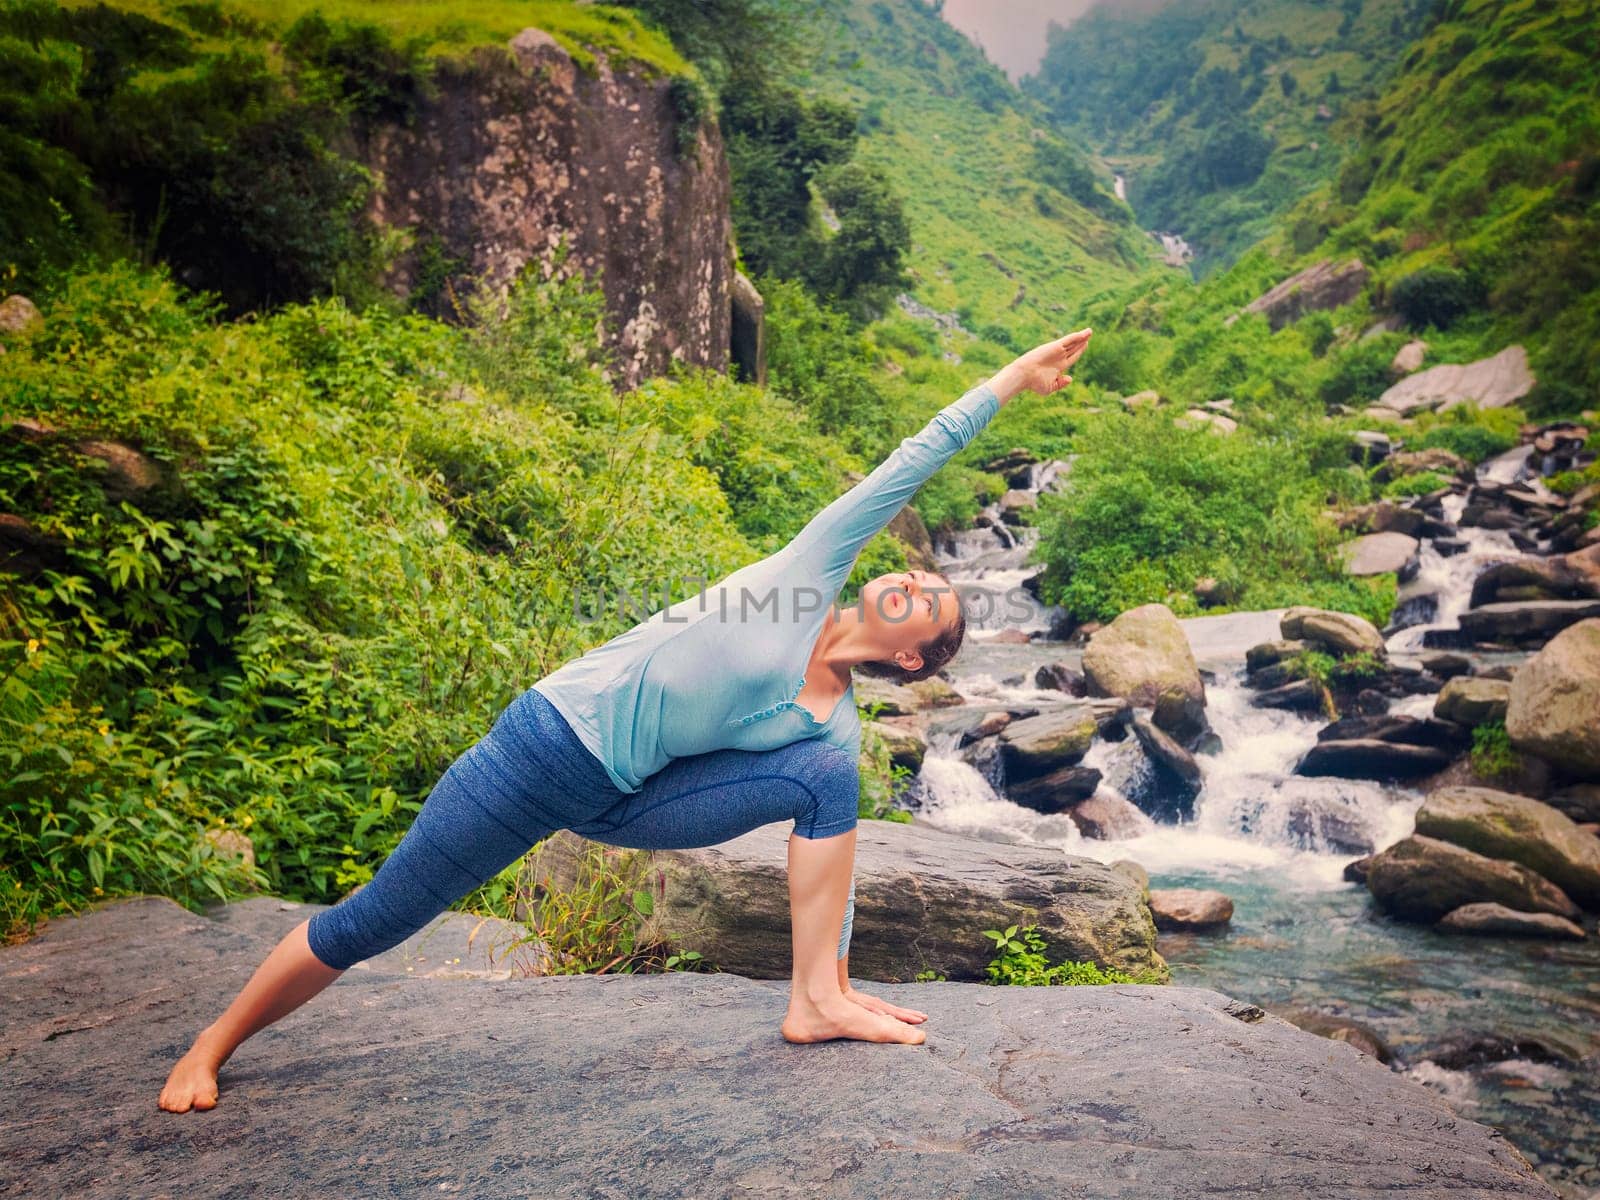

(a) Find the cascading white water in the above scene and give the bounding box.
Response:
[916,659,1420,889]
[1386,492,1520,654]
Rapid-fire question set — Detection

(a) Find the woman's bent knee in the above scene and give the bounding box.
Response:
[791,744,859,840]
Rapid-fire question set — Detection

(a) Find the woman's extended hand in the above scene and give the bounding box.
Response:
[987,327,1093,405]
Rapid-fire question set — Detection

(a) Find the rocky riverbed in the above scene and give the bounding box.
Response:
[880,414,1600,1197]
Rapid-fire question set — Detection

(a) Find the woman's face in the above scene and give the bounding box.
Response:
[859,569,959,664]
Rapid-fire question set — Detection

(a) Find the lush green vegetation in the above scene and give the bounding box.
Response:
[0,258,982,936]
[1026,0,1434,272]
[983,923,1155,986]
[1031,405,1393,625]
[1298,0,1600,412]
[1469,720,1524,782]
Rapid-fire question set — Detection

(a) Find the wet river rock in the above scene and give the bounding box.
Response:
[1437,902,1588,940]
[1414,785,1600,908]
[1082,603,1206,712]
[1280,606,1387,659]
[1433,675,1511,725]
[1365,835,1581,923]
[1149,888,1234,932]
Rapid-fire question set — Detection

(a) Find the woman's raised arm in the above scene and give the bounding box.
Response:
[780,329,1093,597]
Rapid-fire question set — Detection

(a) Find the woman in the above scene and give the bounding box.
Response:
[158,327,1092,1113]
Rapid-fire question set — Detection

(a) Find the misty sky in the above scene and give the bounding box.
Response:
[942,0,1173,80]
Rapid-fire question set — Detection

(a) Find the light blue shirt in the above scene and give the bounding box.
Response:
[533,381,1002,793]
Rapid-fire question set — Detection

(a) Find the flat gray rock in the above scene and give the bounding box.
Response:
[0,898,1554,1199]
[1374,345,1535,416]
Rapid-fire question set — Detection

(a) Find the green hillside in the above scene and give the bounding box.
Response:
[1025,0,1600,623]
[1026,0,1434,272]
[798,0,1159,345]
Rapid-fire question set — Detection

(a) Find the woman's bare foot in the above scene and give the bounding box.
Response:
[843,985,927,1024]
[158,1037,226,1113]
[782,989,927,1045]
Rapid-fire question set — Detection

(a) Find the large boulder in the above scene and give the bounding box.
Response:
[1280,606,1386,659]
[1282,793,1379,856]
[1315,713,1473,754]
[1082,603,1205,710]
[1296,739,1455,781]
[1006,764,1103,815]
[1364,835,1581,922]
[0,898,1556,1200]
[1505,618,1600,778]
[1232,258,1369,331]
[998,707,1100,779]
[1432,676,1511,726]
[1469,544,1600,607]
[1033,662,1086,695]
[1437,902,1587,940]
[1338,531,1420,578]
[1372,345,1535,417]
[1246,639,1307,673]
[1130,715,1203,783]
[1414,785,1600,908]
[525,820,1168,981]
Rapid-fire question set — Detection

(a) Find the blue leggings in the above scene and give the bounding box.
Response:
[306,687,859,971]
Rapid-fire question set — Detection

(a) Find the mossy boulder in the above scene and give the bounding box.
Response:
[1432,676,1511,726]
[1082,603,1205,710]
[1281,606,1386,659]
[999,708,1101,779]
[1413,786,1600,908]
[1365,835,1580,923]
[1505,618,1600,778]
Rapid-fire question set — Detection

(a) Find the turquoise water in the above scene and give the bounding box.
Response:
[1153,866,1600,1198]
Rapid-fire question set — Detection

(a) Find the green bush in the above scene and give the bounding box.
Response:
[1380,470,1453,498]
[983,923,1152,986]
[1389,266,1486,332]
[1413,420,1517,464]
[1470,721,1523,781]
[0,248,940,937]
[1318,337,1402,409]
[1032,410,1359,623]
